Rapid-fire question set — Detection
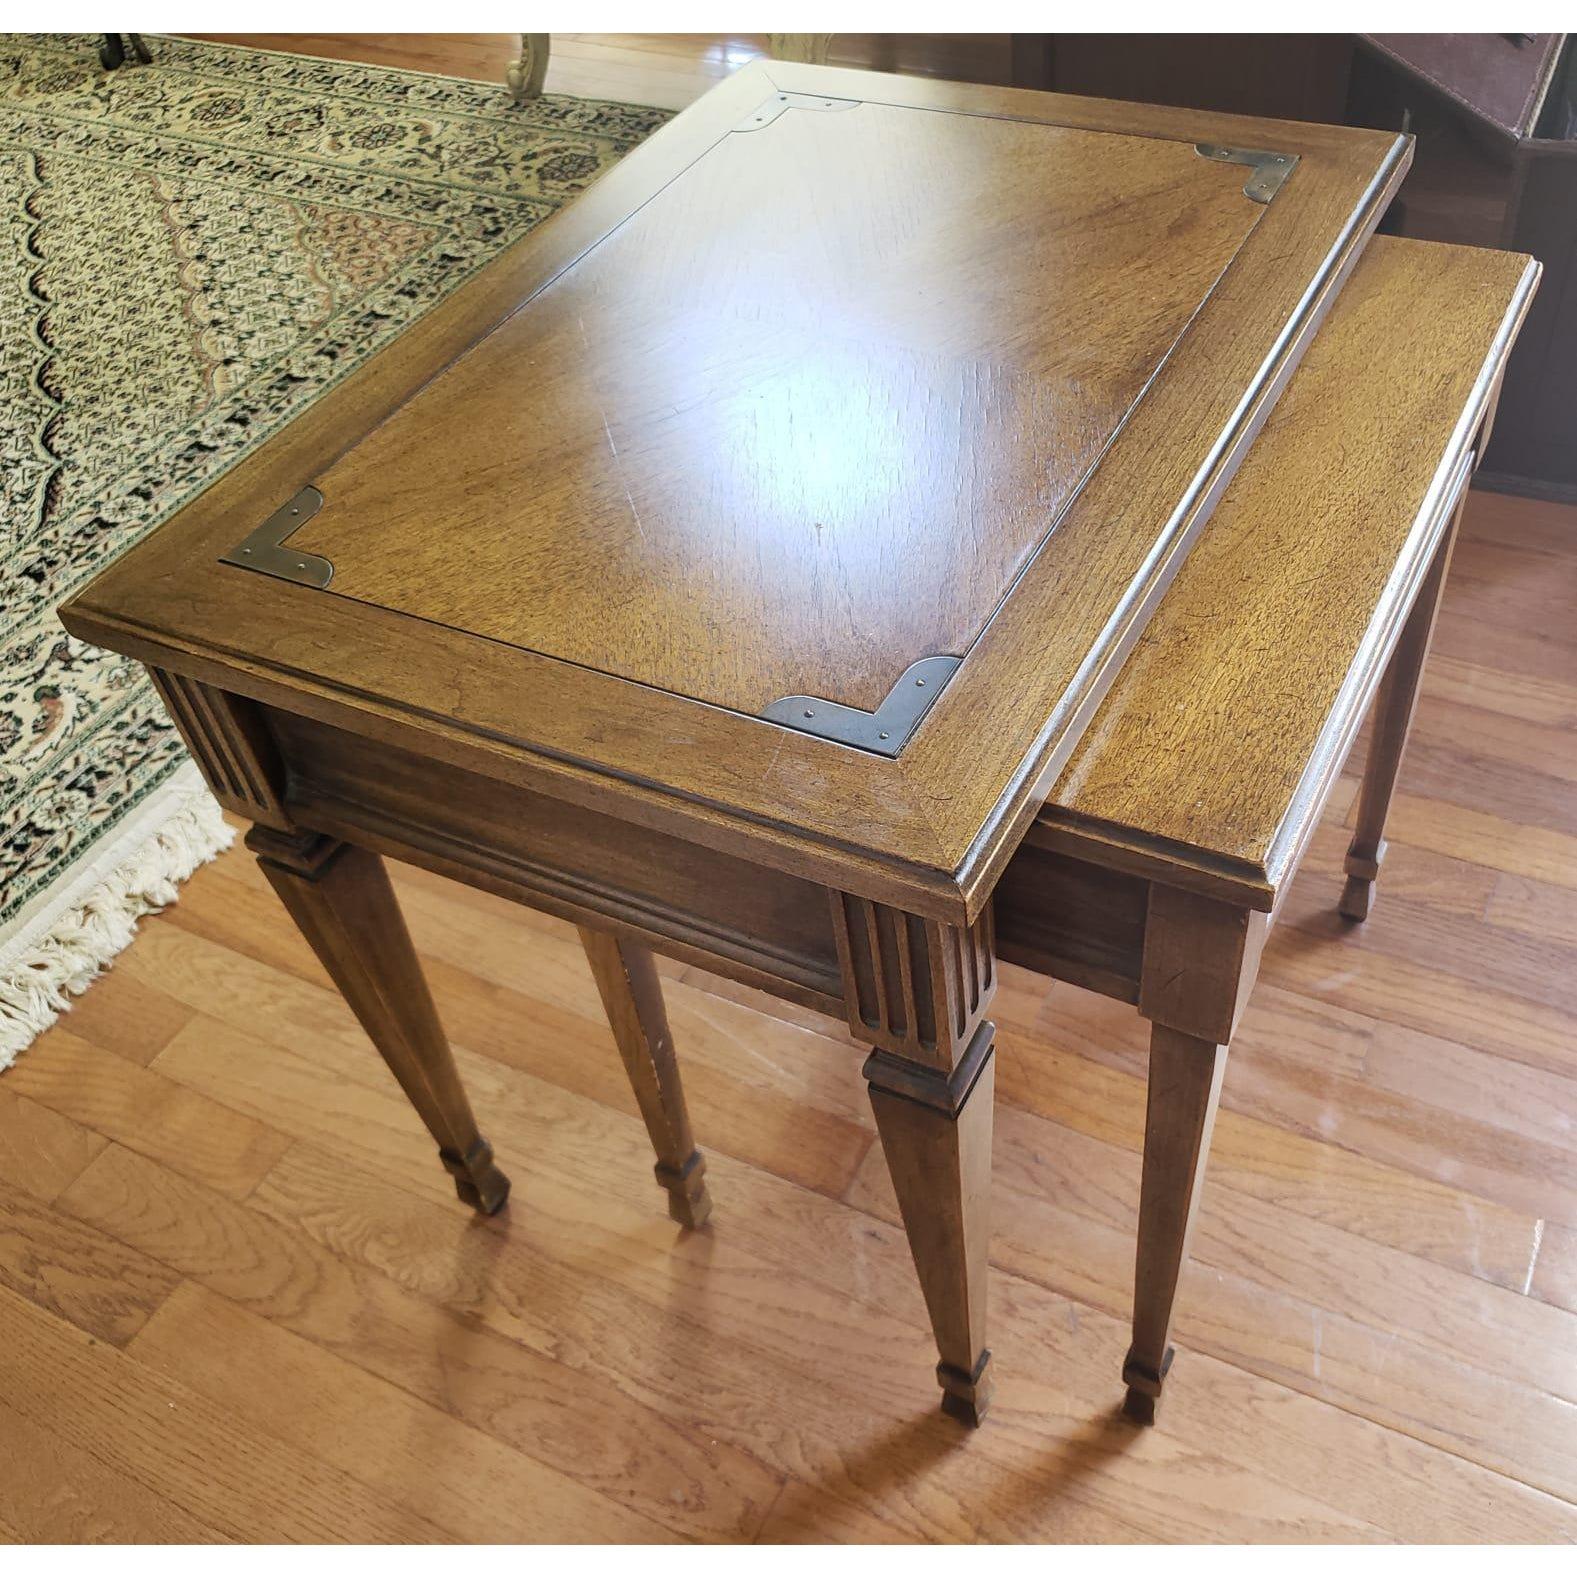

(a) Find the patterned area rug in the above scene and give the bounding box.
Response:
[0,33,668,1065]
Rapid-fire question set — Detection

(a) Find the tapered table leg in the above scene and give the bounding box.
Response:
[1123,1023,1227,1423]
[866,1027,996,1425]
[248,827,509,1214]
[830,891,998,1424]
[1341,501,1463,921]
[578,927,711,1228]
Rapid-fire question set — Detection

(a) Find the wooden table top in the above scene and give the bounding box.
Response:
[299,96,1268,720]
[62,61,1410,925]
[1039,235,1539,911]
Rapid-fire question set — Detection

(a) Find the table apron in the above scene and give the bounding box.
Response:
[264,705,1162,1025]
[993,839,1148,1003]
[269,707,847,1016]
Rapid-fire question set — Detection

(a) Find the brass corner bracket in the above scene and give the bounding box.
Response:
[734,91,860,133]
[761,654,962,756]
[1194,142,1299,203]
[220,485,334,588]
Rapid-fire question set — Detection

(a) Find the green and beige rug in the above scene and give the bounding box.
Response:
[0,33,667,1065]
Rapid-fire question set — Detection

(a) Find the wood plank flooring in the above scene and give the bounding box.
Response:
[183,32,1017,112]
[6,32,1577,1545]
[186,31,772,111]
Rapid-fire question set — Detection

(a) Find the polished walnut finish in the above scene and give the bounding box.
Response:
[299,103,1267,718]
[1121,1025,1228,1424]
[145,670,291,832]
[59,49,1536,1433]
[866,1025,997,1427]
[62,60,1409,926]
[1339,532,1460,923]
[993,235,1536,1417]
[828,891,1000,1419]
[829,895,994,1072]
[1033,237,1536,912]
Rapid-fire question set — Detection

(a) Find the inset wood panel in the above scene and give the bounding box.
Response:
[302,101,1264,715]
[993,842,1147,1001]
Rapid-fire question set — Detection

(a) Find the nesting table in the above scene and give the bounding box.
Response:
[61,61,1537,1428]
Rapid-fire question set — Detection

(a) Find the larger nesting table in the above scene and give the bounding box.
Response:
[61,61,1535,1427]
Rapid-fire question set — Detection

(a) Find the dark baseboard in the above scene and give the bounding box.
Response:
[1472,469,1577,508]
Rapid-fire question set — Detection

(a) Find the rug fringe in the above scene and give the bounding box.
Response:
[0,790,234,1069]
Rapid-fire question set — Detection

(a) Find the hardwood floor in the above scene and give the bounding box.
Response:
[186,31,772,111]
[183,32,1020,111]
[6,32,1577,1544]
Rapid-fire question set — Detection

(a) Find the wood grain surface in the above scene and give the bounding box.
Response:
[1039,236,1538,908]
[60,57,1409,925]
[301,102,1261,715]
